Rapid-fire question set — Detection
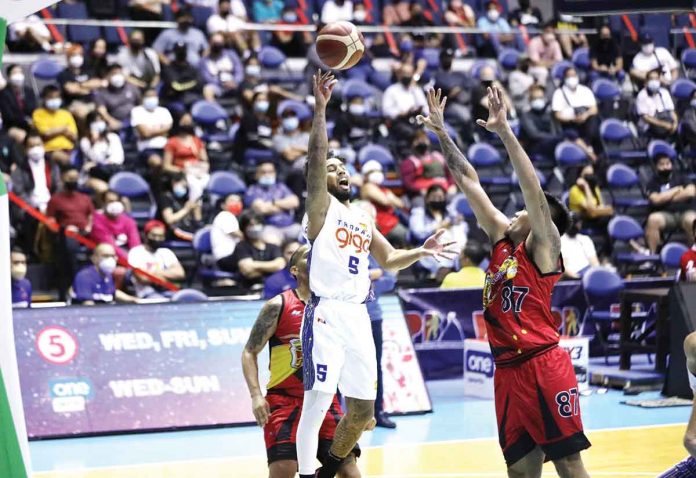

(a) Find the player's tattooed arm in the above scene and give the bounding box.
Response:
[244,296,282,355]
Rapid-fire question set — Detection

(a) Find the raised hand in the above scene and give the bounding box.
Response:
[476,86,508,134]
[416,88,448,135]
[312,69,337,111]
[421,229,459,262]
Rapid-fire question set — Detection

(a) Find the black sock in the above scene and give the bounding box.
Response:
[317,450,344,478]
[299,475,315,478]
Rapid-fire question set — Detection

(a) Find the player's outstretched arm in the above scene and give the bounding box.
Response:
[305,70,337,241]
[241,295,282,427]
[477,86,560,273]
[370,226,457,273]
[684,332,696,458]
[418,88,508,243]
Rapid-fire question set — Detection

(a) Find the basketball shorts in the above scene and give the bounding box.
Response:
[658,456,696,477]
[494,346,591,466]
[264,393,361,464]
[301,297,377,400]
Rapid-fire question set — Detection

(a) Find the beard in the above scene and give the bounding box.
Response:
[329,186,352,203]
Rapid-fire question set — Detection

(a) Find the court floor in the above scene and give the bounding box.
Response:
[31,380,692,478]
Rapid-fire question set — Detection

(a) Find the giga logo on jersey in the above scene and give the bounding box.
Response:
[334,219,372,253]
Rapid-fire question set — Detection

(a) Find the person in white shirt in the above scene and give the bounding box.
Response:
[8,15,52,53]
[631,33,679,86]
[80,111,125,194]
[114,30,161,90]
[552,66,599,146]
[635,68,678,139]
[321,0,354,24]
[128,220,185,299]
[382,63,427,141]
[130,88,173,156]
[207,0,261,57]
[211,193,243,264]
[560,216,599,279]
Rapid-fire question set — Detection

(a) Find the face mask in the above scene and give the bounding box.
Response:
[658,169,672,180]
[211,43,224,54]
[441,59,453,70]
[368,171,384,185]
[27,146,44,162]
[582,174,597,186]
[487,9,499,21]
[9,73,24,87]
[254,100,269,113]
[64,180,78,191]
[90,121,107,135]
[283,12,297,22]
[349,103,366,116]
[246,224,264,240]
[11,264,26,281]
[179,124,196,135]
[173,184,188,198]
[258,175,276,186]
[69,55,84,69]
[227,202,243,216]
[530,98,546,111]
[246,65,261,77]
[564,76,579,89]
[283,117,299,132]
[400,77,412,87]
[98,257,117,275]
[131,42,144,52]
[353,10,367,22]
[647,79,661,93]
[110,73,125,88]
[414,142,428,155]
[642,43,655,55]
[147,238,164,250]
[105,201,124,216]
[178,20,193,30]
[566,222,580,237]
[428,200,447,211]
[46,98,62,110]
[143,96,159,111]
[175,49,188,62]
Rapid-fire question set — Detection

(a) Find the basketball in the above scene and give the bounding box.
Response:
[315,21,365,70]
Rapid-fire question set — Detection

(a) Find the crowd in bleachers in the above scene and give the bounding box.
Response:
[2,0,696,307]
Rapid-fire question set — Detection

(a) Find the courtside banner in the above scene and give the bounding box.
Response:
[1,0,62,23]
[15,296,427,438]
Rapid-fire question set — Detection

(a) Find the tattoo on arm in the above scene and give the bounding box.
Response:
[244,299,282,353]
[438,132,473,183]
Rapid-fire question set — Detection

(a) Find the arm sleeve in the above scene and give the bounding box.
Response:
[71,271,92,301]
[108,134,125,165]
[126,217,142,249]
[200,59,218,85]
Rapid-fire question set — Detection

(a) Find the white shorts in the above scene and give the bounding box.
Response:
[301,297,377,400]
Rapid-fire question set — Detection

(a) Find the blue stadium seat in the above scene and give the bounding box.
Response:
[498,48,519,71]
[191,100,235,143]
[171,288,209,302]
[358,144,395,170]
[647,139,677,160]
[206,171,246,196]
[551,60,574,83]
[469,60,499,80]
[581,266,625,363]
[191,5,214,32]
[671,78,696,100]
[341,79,374,100]
[277,99,312,121]
[661,242,688,270]
[108,172,156,221]
[259,45,287,69]
[600,119,647,163]
[572,48,590,72]
[606,164,649,212]
[554,141,588,168]
[682,48,696,79]
[608,215,660,274]
[57,2,100,45]
[467,143,511,189]
[192,226,237,282]
[421,48,442,70]
[31,57,63,80]
[592,79,621,101]
[452,193,475,219]
[103,26,130,47]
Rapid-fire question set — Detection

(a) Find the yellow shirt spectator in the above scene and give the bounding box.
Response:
[440,266,487,289]
[32,107,78,152]
[568,184,603,214]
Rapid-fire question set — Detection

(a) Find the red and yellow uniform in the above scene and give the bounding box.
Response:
[679,245,696,282]
[483,238,591,465]
[264,289,359,464]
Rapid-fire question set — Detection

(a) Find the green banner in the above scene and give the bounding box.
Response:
[0,18,6,69]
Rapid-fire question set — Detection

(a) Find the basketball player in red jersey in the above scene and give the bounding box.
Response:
[419,87,591,477]
[679,220,696,282]
[242,245,362,478]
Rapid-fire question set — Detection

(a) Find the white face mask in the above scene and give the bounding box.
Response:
[349,103,366,116]
[353,10,367,22]
[530,98,546,111]
[368,171,384,185]
[283,116,299,132]
[564,76,579,89]
[647,79,661,92]
[46,98,62,110]
[90,121,107,134]
[98,257,117,275]
[9,73,25,87]
[143,96,159,111]
[105,201,124,217]
[245,64,261,77]
[69,55,84,68]
[27,146,45,162]
[11,264,26,281]
[254,100,270,113]
[110,73,126,88]
[642,43,655,55]
[487,9,499,21]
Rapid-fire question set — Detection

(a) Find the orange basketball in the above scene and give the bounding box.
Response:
[315,21,365,70]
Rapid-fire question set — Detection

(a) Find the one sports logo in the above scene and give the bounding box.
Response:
[466,350,494,378]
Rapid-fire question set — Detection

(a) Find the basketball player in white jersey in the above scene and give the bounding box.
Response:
[296,70,456,478]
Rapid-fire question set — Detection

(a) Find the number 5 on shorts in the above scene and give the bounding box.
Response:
[317,364,328,382]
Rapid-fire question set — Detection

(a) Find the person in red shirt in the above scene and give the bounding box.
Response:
[46,167,95,300]
[680,220,696,282]
[400,130,454,197]
[359,160,408,247]
[162,113,209,200]
[241,245,363,478]
[420,87,590,477]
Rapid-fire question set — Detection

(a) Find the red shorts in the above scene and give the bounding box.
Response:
[263,393,361,464]
[494,346,591,466]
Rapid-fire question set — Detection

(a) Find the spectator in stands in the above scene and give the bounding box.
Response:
[47,167,95,300]
[90,190,141,261]
[682,89,696,149]
[271,6,312,57]
[163,113,210,201]
[551,66,599,147]
[508,55,535,112]
[95,64,142,132]
[253,0,284,23]
[245,160,301,245]
[32,85,78,166]
[0,64,37,143]
[360,160,408,247]
[273,108,310,169]
[263,239,301,299]
[10,132,59,214]
[57,44,101,121]
[527,21,563,86]
[154,7,209,67]
[321,0,354,24]
[207,0,261,57]
[131,89,173,158]
[680,220,696,282]
[476,1,515,58]
[508,0,542,27]
[401,130,453,197]
[520,84,564,157]
[221,211,285,290]
[235,90,274,160]
[636,68,678,140]
[444,0,476,28]
[160,41,205,108]
[645,154,696,253]
[472,65,516,125]
[433,48,473,138]
[631,33,679,87]
[86,38,110,80]
[11,249,32,308]
[211,194,243,270]
[158,173,204,241]
[128,0,169,44]
[239,57,303,105]
[410,184,467,281]
[114,29,162,91]
[80,111,125,194]
[0,112,22,178]
[382,63,427,139]
[128,220,185,299]
[560,214,600,280]
[554,13,588,59]
[7,15,51,53]
[440,241,487,289]
[333,94,379,149]
[589,24,624,82]
[568,164,614,227]
[71,243,138,305]
[201,32,244,102]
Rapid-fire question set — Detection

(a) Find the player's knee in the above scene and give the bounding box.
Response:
[552,453,586,478]
[346,399,374,427]
[268,460,297,478]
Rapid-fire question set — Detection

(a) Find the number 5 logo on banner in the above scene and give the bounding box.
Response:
[36,326,79,365]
